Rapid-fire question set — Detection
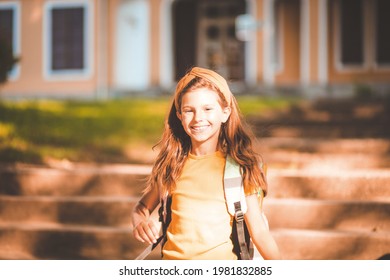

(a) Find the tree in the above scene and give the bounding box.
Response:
[0,37,19,85]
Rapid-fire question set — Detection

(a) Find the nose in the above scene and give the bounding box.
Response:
[193,109,205,121]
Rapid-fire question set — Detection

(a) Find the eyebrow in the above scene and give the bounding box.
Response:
[182,103,216,107]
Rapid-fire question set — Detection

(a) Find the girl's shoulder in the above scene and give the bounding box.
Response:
[260,162,268,176]
[244,184,264,197]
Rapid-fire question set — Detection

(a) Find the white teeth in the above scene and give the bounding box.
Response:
[191,125,208,132]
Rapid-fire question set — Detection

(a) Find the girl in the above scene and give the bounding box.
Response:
[132,67,281,260]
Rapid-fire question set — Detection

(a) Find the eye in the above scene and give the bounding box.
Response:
[182,108,193,114]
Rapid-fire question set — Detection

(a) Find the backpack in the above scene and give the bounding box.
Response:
[135,156,269,260]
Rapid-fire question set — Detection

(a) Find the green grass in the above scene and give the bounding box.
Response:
[0,96,295,164]
[237,95,297,117]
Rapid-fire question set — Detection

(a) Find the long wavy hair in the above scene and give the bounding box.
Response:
[145,77,267,198]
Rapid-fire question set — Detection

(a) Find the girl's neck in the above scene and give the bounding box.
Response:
[190,142,219,157]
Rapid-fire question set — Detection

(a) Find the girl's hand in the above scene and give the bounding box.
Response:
[132,202,160,244]
[133,219,160,245]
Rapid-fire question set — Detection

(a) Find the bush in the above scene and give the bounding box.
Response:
[0,37,19,85]
[353,84,376,102]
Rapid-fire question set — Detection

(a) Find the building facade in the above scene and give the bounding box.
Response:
[0,0,389,98]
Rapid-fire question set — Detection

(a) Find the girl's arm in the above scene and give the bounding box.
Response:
[244,194,281,259]
[132,185,160,244]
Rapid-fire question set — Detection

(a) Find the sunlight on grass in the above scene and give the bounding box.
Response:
[0,98,170,163]
[237,96,299,117]
[0,123,15,139]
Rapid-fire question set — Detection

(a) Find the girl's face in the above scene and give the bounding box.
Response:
[177,88,231,155]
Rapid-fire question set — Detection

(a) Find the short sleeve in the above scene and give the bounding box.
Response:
[244,163,267,209]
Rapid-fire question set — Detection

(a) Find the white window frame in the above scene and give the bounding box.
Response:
[0,1,21,80]
[43,0,94,81]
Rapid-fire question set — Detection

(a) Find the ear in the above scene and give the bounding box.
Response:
[222,106,231,123]
[176,111,182,121]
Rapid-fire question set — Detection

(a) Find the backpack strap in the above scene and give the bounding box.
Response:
[134,235,164,260]
[224,155,252,260]
[134,195,171,260]
[224,156,247,215]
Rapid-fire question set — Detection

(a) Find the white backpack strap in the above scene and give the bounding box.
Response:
[224,155,252,260]
[224,155,247,215]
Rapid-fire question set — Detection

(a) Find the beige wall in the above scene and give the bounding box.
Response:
[309,0,319,83]
[149,0,161,87]
[275,0,300,84]
[107,0,117,88]
[256,0,264,83]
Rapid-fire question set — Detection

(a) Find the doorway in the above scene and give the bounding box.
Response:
[173,0,246,81]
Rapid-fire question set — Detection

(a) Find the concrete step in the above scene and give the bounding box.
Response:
[0,223,388,260]
[264,198,390,232]
[267,169,390,200]
[251,119,390,138]
[248,99,390,138]
[258,137,390,169]
[2,164,390,201]
[258,137,390,155]
[1,195,389,233]
[273,229,390,260]
[0,223,143,260]
[0,163,150,196]
[264,152,390,170]
[0,195,137,227]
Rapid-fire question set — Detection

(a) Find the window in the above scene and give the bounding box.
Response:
[340,0,364,66]
[44,1,93,79]
[0,2,20,79]
[336,0,390,70]
[375,0,390,66]
[51,7,85,71]
[0,9,13,47]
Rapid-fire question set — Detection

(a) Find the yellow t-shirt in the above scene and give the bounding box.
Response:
[162,151,264,260]
[162,151,237,259]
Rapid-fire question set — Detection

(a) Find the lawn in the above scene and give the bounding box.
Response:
[0,96,296,164]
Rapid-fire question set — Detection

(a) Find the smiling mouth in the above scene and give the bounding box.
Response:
[190,125,210,133]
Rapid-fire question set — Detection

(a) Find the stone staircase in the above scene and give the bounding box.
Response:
[0,164,150,260]
[0,98,389,260]
[264,155,390,260]
[253,98,390,260]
